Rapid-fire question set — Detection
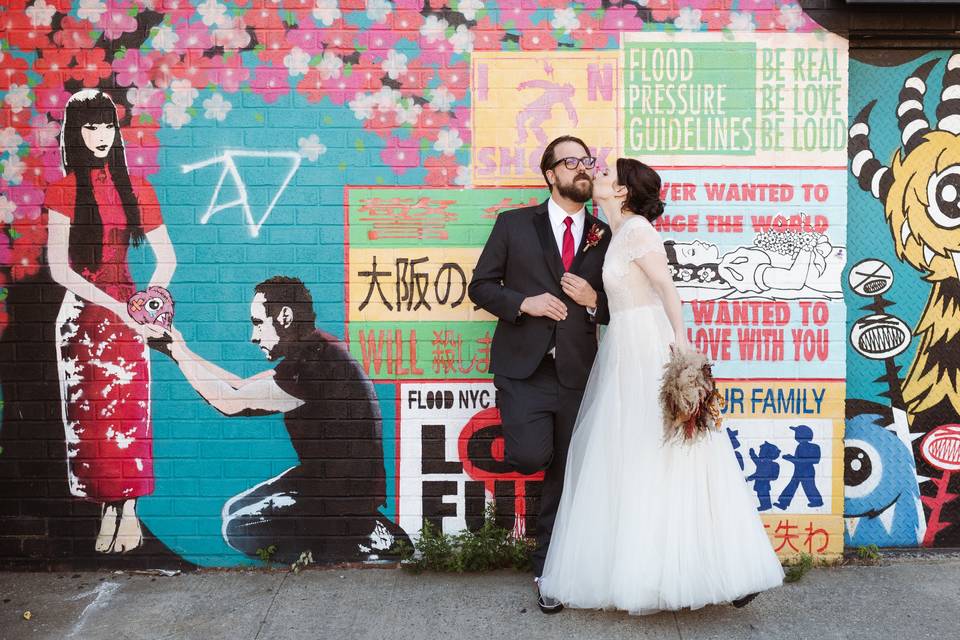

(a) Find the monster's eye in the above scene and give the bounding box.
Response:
[844,438,881,499]
[926,165,960,229]
[146,297,164,312]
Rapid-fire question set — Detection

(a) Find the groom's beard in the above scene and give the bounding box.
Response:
[557,173,593,203]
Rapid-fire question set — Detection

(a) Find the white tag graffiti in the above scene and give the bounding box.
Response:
[181,150,302,238]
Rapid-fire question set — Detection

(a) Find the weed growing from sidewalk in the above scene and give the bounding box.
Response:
[256,545,277,564]
[856,545,881,563]
[399,505,536,573]
[291,551,314,573]
[784,552,814,583]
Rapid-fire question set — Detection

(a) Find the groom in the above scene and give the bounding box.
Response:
[468,136,611,613]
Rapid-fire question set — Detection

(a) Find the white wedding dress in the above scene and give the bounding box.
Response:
[540,215,784,614]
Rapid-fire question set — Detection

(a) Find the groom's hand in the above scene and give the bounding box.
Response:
[560,273,598,308]
[164,325,187,362]
[521,293,568,321]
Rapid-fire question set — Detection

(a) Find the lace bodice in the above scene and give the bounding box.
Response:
[602,215,667,313]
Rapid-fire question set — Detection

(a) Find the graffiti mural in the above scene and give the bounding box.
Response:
[346,189,550,540]
[846,53,960,547]
[622,30,848,558]
[723,382,842,555]
[844,400,925,548]
[47,89,176,554]
[396,382,542,539]
[164,276,408,562]
[472,51,619,185]
[181,150,305,238]
[0,0,852,568]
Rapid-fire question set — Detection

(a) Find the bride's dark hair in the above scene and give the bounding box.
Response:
[61,90,144,274]
[616,158,665,222]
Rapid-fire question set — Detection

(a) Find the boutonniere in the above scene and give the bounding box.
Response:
[583,223,605,252]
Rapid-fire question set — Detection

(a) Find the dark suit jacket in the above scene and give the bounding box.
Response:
[468,200,611,389]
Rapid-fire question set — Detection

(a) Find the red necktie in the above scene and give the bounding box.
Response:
[561,217,575,271]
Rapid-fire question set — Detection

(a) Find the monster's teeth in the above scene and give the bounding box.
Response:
[923,243,936,266]
[846,517,861,539]
[878,502,898,534]
[952,250,960,279]
[900,219,912,247]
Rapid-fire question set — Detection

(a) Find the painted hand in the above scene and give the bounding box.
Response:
[163,325,185,360]
[167,324,184,343]
[139,323,167,340]
[121,309,164,340]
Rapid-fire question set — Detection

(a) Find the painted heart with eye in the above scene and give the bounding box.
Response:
[127,286,175,330]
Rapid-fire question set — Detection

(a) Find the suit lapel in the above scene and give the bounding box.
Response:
[534,201,564,281]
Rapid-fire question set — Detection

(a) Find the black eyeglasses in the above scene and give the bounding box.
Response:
[551,156,597,170]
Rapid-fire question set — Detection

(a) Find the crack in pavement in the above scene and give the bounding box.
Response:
[253,572,291,640]
[150,585,283,640]
[67,580,122,640]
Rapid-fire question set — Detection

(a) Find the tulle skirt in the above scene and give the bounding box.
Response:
[540,305,784,614]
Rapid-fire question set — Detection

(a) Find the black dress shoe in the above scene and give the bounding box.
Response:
[732,592,759,608]
[537,587,565,614]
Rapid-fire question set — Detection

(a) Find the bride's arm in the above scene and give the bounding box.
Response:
[48,210,146,328]
[636,252,690,348]
[48,210,165,341]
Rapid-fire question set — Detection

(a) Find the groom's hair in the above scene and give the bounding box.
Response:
[254,276,317,343]
[539,135,591,188]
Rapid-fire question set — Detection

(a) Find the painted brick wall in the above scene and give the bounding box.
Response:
[0,0,956,569]
[844,51,960,550]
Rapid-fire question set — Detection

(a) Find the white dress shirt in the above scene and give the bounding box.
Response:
[541,198,594,355]
[547,197,585,257]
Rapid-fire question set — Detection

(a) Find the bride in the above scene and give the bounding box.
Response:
[539,158,784,614]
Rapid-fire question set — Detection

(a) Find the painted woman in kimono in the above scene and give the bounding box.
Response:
[45,90,176,553]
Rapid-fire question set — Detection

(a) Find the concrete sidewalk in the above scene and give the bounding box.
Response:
[1,556,957,640]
